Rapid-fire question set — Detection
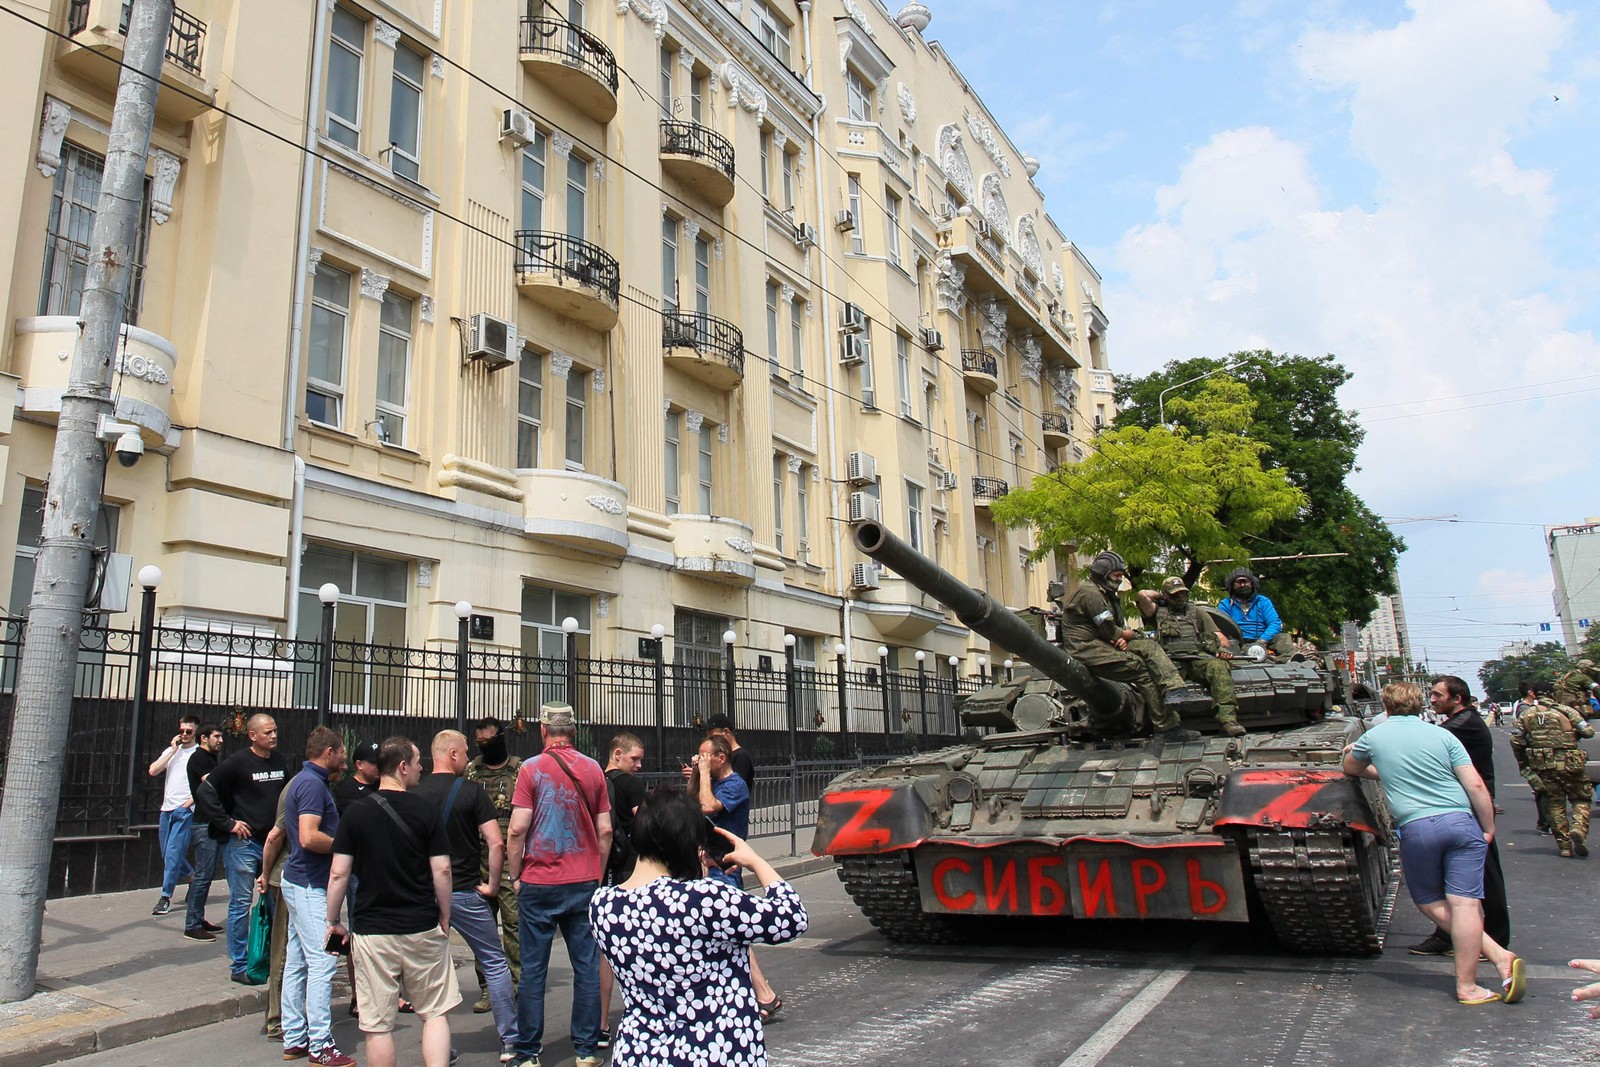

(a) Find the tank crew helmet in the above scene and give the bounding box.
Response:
[1160,577,1188,597]
[1088,551,1127,587]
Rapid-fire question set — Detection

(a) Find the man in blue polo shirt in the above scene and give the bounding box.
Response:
[279,726,355,1066]
[1343,682,1524,1006]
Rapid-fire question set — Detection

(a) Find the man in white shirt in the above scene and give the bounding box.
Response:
[147,714,201,916]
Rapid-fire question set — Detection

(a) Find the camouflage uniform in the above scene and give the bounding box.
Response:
[1061,581,1186,733]
[466,753,522,988]
[1152,601,1241,731]
[1511,699,1592,858]
[1553,661,1598,720]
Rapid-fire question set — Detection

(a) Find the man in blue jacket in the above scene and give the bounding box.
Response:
[1219,567,1295,658]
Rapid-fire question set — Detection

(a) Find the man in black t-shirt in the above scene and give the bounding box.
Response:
[598,732,647,1047]
[181,724,224,939]
[705,714,755,792]
[196,713,288,983]
[414,730,519,1059]
[333,740,380,815]
[327,736,459,1067]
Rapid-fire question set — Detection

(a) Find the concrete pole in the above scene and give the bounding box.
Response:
[0,0,175,1003]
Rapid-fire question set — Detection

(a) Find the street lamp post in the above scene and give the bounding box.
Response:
[125,565,162,830]
[877,645,892,739]
[947,655,959,735]
[783,634,797,761]
[317,583,339,719]
[915,650,927,736]
[834,641,849,752]
[1004,658,1014,682]
[454,601,472,734]
[722,629,738,728]
[1158,358,1245,426]
[561,616,580,708]
[977,654,988,685]
[649,623,666,769]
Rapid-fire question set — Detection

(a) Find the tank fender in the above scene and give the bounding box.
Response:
[1213,767,1387,838]
[811,776,940,857]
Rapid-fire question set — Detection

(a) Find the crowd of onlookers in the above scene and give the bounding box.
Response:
[147,706,806,1067]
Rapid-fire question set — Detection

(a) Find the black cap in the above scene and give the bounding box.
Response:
[705,713,734,732]
[352,741,380,765]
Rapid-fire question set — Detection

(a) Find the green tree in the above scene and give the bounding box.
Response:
[990,378,1305,589]
[1115,352,1404,639]
[1476,641,1571,702]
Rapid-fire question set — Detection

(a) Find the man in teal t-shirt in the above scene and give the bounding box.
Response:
[1344,681,1523,1005]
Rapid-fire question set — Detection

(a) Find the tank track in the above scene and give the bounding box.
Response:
[837,853,970,944]
[1245,828,1395,955]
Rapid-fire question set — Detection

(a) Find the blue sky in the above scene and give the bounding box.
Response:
[925,0,1600,679]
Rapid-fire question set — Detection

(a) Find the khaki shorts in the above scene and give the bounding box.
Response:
[353,926,462,1033]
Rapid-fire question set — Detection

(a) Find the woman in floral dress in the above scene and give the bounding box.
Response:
[589,788,807,1067]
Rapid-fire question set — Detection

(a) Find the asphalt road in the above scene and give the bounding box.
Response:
[68,730,1600,1067]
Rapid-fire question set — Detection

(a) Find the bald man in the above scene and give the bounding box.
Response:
[199,713,289,984]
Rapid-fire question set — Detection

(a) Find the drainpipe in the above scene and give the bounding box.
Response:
[797,3,853,663]
[285,455,307,637]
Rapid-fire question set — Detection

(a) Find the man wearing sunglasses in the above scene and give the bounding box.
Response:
[148,714,202,917]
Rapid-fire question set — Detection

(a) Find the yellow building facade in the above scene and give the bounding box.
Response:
[0,0,1116,684]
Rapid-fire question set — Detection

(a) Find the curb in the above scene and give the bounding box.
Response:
[6,986,265,1067]
[772,853,838,882]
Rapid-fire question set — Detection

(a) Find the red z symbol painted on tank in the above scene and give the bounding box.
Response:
[823,789,894,852]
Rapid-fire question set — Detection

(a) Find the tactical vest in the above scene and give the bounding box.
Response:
[1154,604,1208,657]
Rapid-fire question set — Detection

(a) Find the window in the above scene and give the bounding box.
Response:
[765,281,781,365]
[895,332,913,418]
[11,486,119,617]
[565,368,587,469]
[659,45,674,118]
[847,174,864,255]
[389,45,425,182]
[772,455,785,554]
[664,408,681,513]
[759,128,772,200]
[516,350,542,468]
[859,322,876,409]
[846,67,871,122]
[697,421,714,512]
[780,147,795,210]
[1010,434,1025,486]
[885,190,903,267]
[796,463,810,556]
[375,291,412,446]
[931,510,945,567]
[751,0,792,67]
[693,234,711,315]
[326,7,365,149]
[565,154,588,238]
[661,215,679,309]
[689,71,705,123]
[307,264,351,427]
[522,582,591,708]
[522,132,547,230]
[297,544,408,711]
[923,382,936,440]
[789,295,805,386]
[39,145,149,324]
[906,481,925,553]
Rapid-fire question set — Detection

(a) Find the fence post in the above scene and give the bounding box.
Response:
[124,566,162,830]
[877,646,891,741]
[788,758,799,856]
[317,584,339,720]
[722,629,737,728]
[649,623,666,771]
[834,642,849,755]
[454,601,472,734]
[916,651,928,739]
[783,634,797,762]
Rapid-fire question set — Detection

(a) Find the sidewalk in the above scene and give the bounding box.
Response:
[0,839,833,1067]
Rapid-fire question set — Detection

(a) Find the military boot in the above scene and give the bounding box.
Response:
[1573,803,1591,856]
[1220,720,1247,737]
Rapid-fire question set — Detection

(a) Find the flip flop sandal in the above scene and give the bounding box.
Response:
[1501,957,1527,1004]
[758,995,783,1022]
[1458,991,1502,1005]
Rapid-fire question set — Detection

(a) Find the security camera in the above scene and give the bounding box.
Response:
[114,431,144,468]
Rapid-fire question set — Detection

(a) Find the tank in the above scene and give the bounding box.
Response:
[812,521,1396,955]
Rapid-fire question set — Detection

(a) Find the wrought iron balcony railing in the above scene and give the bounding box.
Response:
[660,120,736,181]
[960,349,998,377]
[663,309,746,377]
[69,1,206,77]
[519,16,618,94]
[514,230,620,302]
[972,476,1009,499]
[1042,412,1071,436]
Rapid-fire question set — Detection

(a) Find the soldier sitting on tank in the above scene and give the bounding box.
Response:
[1136,577,1246,737]
[1061,551,1198,743]
[1218,567,1296,658]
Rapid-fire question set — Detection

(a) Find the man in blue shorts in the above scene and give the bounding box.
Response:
[1343,681,1525,1005]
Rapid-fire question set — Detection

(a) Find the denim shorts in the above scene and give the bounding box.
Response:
[1397,811,1487,905]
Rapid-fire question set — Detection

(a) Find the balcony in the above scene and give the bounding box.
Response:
[13,316,177,449]
[972,476,1009,509]
[1041,412,1071,450]
[939,212,1007,295]
[660,121,736,206]
[514,230,620,331]
[519,17,618,124]
[61,0,212,122]
[515,470,630,557]
[671,515,756,585]
[960,349,999,395]
[662,310,745,390]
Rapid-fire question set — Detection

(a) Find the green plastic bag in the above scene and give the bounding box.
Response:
[244,893,272,984]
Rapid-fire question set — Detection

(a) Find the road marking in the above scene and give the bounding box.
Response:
[1056,957,1196,1067]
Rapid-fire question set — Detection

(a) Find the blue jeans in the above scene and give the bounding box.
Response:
[185,827,219,930]
[453,890,519,1048]
[158,806,194,897]
[516,881,600,1060]
[223,837,263,972]
[281,879,337,1054]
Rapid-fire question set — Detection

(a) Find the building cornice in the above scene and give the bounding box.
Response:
[672,0,823,121]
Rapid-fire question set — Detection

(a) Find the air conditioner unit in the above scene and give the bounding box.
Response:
[840,331,870,367]
[500,109,536,147]
[793,222,817,248]
[839,302,867,333]
[936,470,959,492]
[933,201,955,222]
[467,313,515,371]
[971,216,991,238]
[835,208,857,232]
[918,326,943,351]
[850,563,881,591]
[847,492,882,524]
[846,451,877,484]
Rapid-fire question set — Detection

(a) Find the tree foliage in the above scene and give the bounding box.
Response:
[1477,641,1573,702]
[1114,351,1404,640]
[990,378,1305,590]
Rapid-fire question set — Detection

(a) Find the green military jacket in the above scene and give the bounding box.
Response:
[1511,702,1584,773]
[1553,666,1597,712]
[465,754,523,831]
[1060,582,1124,648]
[1151,602,1222,658]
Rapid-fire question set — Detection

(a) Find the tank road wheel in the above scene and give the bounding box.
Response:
[837,853,971,944]
[1245,829,1390,956]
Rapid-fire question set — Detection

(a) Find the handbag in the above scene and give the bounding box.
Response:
[244,893,273,984]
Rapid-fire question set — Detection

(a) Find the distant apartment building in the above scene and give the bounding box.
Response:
[1549,519,1600,655]
[1359,593,1410,660]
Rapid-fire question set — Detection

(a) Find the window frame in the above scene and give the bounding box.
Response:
[307,263,352,429]
[375,289,413,447]
[516,349,543,469]
[847,174,865,255]
[565,152,589,239]
[39,144,151,326]
[905,480,925,554]
[664,408,681,514]
[326,6,366,150]
[765,280,781,365]
[789,295,805,387]
[693,234,711,315]
[696,421,714,512]
[661,214,679,309]
[751,0,793,67]
[565,367,588,471]
[885,189,903,268]
[895,332,914,419]
[845,66,871,122]
[522,131,547,231]
[388,43,426,182]
[772,454,785,555]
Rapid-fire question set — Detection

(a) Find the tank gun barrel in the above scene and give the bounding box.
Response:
[853,520,1125,719]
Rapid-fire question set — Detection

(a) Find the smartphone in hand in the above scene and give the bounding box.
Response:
[324,930,351,956]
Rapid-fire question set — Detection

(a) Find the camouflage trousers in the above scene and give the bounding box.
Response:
[473,875,520,990]
[1071,637,1185,732]
[1176,655,1239,723]
[1536,767,1592,854]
